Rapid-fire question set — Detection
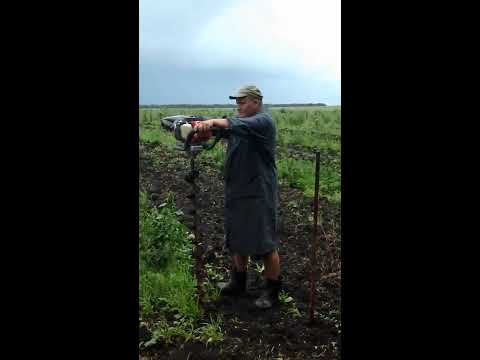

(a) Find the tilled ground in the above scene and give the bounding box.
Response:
[139,142,341,359]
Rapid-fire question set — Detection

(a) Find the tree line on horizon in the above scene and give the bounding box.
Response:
[139,103,327,109]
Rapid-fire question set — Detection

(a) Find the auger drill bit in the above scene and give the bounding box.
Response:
[185,154,206,308]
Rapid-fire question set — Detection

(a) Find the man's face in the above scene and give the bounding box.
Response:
[236,96,260,117]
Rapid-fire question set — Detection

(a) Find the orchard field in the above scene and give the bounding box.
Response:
[139,105,341,359]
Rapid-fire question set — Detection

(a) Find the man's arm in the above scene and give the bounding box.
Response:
[196,118,229,132]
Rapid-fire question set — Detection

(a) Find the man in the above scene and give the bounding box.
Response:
[195,85,281,309]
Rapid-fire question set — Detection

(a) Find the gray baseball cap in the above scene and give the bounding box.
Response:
[229,84,263,100]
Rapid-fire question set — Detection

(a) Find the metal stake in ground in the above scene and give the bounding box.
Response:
[309,151,320,324]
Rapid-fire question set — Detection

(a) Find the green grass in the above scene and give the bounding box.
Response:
[139,191,223,348]
[274,110,339,133]
[139,126,177,148]
[277,157,341,203]
[271,105,340,111]
[139,109,176,148]
[139,192,197,317]
[277,130,340,152]
[272,106,340,154]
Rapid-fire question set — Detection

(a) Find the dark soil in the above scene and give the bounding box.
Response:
[139,142,341,359]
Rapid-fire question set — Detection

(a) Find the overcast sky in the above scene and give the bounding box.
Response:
[140,0,341,105]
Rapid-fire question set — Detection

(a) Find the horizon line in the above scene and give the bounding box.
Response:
[139,103,341,107]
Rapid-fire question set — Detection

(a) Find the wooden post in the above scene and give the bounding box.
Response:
[309,151,320,323]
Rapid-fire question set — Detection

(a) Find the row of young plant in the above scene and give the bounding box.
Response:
[139,107,341,203]
[139,106,340,135]
[139,191,223,348]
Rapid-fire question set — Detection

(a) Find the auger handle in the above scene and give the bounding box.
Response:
[184,126,229,151]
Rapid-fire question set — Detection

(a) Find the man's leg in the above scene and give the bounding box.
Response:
[263,250,280,280]
[255,250,282,308]
[218,254,249,296]
[233,254,249,271]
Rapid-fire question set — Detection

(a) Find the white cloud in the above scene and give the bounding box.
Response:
[139,0,341,104]
[191,0,340,82]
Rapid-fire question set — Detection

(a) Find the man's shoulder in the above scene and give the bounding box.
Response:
[253,112,276,135]
[254,111,274,122]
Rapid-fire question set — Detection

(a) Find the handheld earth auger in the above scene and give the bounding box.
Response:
[161,115,230,306]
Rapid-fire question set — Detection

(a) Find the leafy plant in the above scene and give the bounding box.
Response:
[195,314,224,346]
[253,262,265,275]
[139,190,225,348]
[279,291,302,318]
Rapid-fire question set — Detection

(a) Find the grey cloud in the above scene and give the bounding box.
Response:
[140,61,340,105]
[139,1,340,105]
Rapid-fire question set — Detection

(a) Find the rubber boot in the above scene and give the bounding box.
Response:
[218,269,247,296]
[255,277,282,309]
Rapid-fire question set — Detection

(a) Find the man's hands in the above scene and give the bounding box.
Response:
[195,119,215,132]
[195,118,230,132]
